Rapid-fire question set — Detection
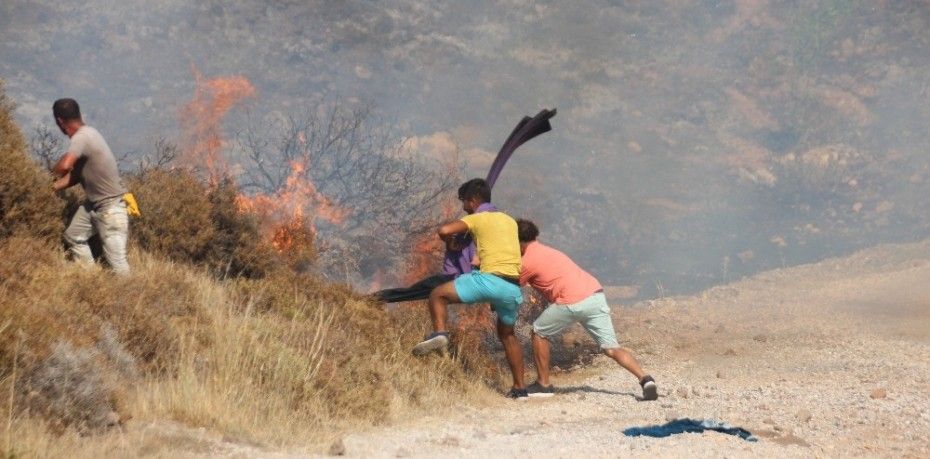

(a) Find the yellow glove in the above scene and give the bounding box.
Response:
[123,192,141,217]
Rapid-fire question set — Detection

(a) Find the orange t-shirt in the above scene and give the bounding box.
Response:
[519,241,602,305]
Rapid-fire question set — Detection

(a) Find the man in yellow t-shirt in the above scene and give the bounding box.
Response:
[412,178,528,399]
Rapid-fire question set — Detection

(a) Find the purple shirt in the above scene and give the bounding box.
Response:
[441,203,497,277]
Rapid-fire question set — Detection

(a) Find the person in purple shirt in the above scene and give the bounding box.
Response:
[373,204,496,303]
[373,109,555,303]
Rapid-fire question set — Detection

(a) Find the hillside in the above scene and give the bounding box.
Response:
[0,82,493,457]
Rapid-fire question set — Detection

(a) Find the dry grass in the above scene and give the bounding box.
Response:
[0,239,491,455]
[0,80,63,243]
[0,84,494,456]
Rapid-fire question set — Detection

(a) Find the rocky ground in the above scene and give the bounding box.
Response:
[328,239,930,458]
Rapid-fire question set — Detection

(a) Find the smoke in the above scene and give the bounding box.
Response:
[3,0,930,297]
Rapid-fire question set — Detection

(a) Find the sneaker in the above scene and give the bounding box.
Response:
[506,387,529,400]
[412,332,449,356]
[640,375,658,401]
[526,382,555,398]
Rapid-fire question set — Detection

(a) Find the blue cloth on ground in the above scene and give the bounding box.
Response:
[623,418,757,442]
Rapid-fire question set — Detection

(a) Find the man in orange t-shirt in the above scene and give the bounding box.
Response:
[517,219,658,400]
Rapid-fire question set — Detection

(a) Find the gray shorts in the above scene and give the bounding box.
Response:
[532,292,619,349]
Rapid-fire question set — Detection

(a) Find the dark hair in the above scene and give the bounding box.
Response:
[516,219,539,242]
[52,98,82,121]
[457,178,491,203]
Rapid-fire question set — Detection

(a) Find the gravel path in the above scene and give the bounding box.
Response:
[334,241,930,458]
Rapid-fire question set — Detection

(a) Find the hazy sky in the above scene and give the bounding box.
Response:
[3,1,929,296]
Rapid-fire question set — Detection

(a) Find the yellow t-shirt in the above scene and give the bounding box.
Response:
[460,211,521,279]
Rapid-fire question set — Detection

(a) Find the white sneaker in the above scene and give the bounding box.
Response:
[412,332,449,356]
[640,375,658,401]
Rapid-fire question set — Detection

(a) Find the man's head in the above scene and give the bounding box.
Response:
[457,178,491,214]
[516,218,539,254]
[52,98,83,136]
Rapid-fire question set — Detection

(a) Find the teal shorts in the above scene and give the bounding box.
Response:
[532,292,620,349]
[453,271,524,326]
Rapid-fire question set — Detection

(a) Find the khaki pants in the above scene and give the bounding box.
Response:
[532,293,620,349]
[64,199,130,275]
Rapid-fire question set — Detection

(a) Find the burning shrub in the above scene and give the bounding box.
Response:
[126,169,279,278]
[0,81,64,243]
[237,103,459,280]
[206,178,279,278]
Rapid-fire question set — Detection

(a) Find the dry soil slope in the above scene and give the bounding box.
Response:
[333,239,930,458]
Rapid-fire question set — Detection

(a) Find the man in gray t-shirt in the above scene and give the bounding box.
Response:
[51,98,130,274]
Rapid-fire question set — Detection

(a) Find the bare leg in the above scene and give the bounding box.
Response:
[603,347,646,381]
[427,281,460,332]
[497,321,525,389]
[531,332,552,386]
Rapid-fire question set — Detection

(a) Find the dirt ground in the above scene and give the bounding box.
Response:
[100,239,929,457]
[329,239,930,458]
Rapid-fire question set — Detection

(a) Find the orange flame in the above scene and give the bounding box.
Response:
[176,70,350,260]
[179,68,256,183]
[402,232,444,285]
[236,160,349,254]
[368,269,385,292]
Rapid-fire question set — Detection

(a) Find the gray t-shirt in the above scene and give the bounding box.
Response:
[68,125,127,204]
